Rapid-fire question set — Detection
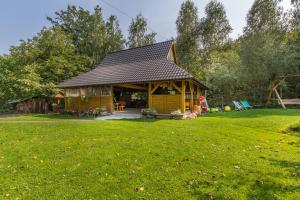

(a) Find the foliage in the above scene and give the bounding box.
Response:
[105,15,126,52]
[244,0,283,34]
[0,55,41,106]
[1,1,300,109]
[127,14,157,48]
[176,0,203,77]
[291,0,300,28]
[198,0,232,51]
[205,43,244,106]
[47,5,125,65]
[0,109,299,199]
[173,0,300,106]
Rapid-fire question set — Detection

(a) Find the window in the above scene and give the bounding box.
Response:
[65,86,111,97]
[65,88,80,97]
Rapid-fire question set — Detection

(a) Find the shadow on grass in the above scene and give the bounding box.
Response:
[282,123,300,137]
[204,109,300,119]
[188,158,300,199]
[268,158,300,172]
[0,113,93,121]
[115,118,161,123]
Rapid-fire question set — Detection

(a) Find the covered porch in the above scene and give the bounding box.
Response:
[63,79,205,115]
[114,79,204,114]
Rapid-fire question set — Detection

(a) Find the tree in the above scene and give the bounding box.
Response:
[244,0,283,34]
[0,55,41,108]
[127,14,156,48]
[47,5,109,64]
[105,15,125,52]
[239,31,295,103]
[176,0,202,77]
[35,27,91,89]
[291,0,300,28]
[7,27,91,97]
[205,43,243,106]
[198,0,232,51]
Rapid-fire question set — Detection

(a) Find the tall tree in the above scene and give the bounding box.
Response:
[47,5,108,64]
[244,0,283,34]
[291,0,300,28]
[176,0,202,77]
[105,15,125,52]
[198,0,232,51]
[34,27,91,88]
[7,27,91,97]
[0,55,41,107]
[239,31,297,103]
[127,14,156,48]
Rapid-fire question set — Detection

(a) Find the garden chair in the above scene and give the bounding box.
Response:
[232,101,244,111]
[240,101,253,109]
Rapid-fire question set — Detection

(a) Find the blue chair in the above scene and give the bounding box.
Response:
[240,101,253,109]
[232,101,244,111]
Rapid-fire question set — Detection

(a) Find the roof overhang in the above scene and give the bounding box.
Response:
[57,78,209,90]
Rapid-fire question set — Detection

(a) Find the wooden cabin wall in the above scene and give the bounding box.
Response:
[16,98,50,113]
[65,96,113,113]
[148,81,184,114]
[148,80,204,114]
[152,95,181,114]
[64,86,113,113]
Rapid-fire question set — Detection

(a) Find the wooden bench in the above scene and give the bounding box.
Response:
[282,99,300,105]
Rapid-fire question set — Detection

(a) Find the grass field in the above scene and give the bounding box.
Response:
[0,109,299,200]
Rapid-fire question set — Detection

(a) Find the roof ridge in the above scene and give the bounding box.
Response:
[107,40,174,55]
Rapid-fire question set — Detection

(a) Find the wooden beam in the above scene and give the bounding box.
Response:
[267,76,287,104]
[148,83,152,108]
[172,43,178,65]
[274,88,286,109]
[196,86,200,105]
[151,82,161,94]
[171,82,182,93]
[110,85,114,112]
[181,81,186,113]
[279,73,300,78]
[189,81,194,112]
[114,83,147,91]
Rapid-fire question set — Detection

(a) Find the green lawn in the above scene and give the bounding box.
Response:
[0,109,299,200]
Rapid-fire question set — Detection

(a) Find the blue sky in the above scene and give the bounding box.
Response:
[0,0,292,55]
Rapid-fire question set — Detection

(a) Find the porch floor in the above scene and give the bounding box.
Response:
[96,108,142,120]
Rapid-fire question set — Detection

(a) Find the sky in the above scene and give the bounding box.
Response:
[0,0,293,55]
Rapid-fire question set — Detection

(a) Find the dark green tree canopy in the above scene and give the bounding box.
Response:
[47,5,125,65]
[291,0,300,28]
[127,14,157,48]
[105,15,125,52]
[8,27,91,95]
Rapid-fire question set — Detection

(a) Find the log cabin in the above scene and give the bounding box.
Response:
[57,40,208,114]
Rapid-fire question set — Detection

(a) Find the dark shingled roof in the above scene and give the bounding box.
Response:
[57,40,207,89]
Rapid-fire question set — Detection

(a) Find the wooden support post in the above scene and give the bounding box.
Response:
[189,81,194,112]
[274,88,286,109]
[181,81,186,113]
[148,83,152,108]
[196,86,201,105]
[151,82,161,94]
[113,84,147,91]
[110,85,114,112]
